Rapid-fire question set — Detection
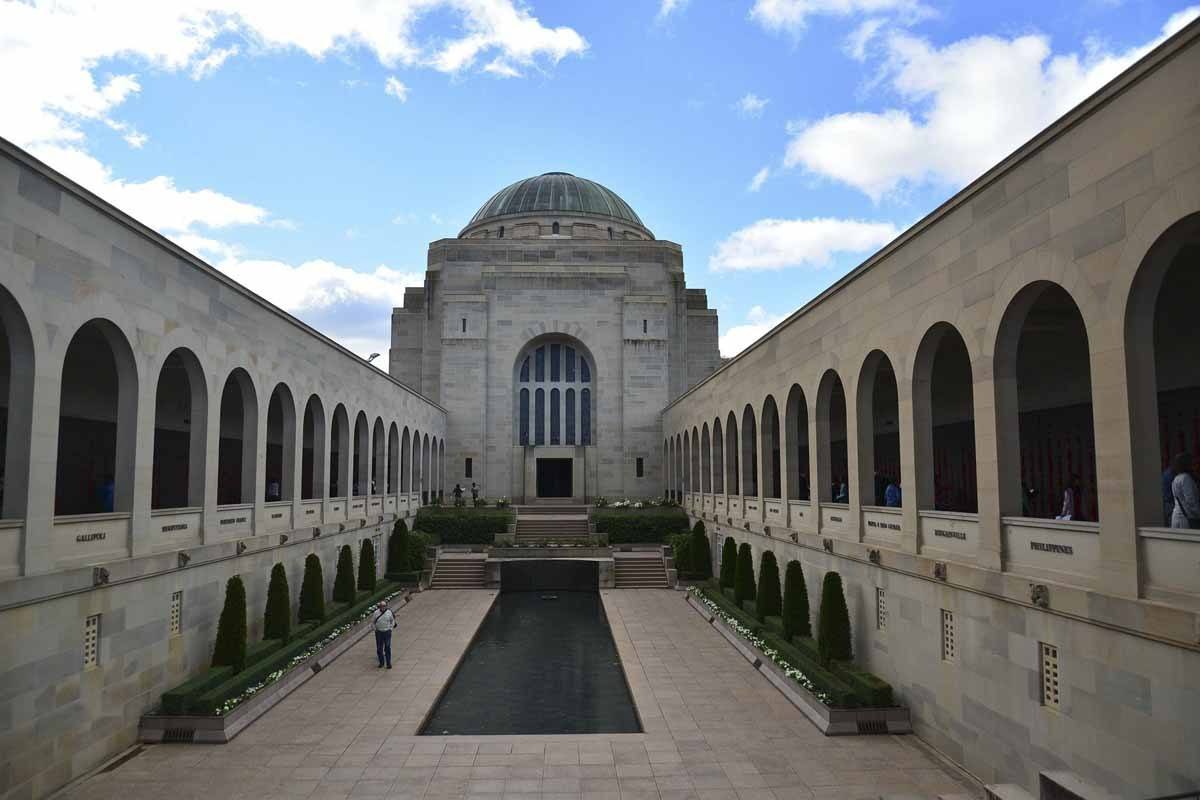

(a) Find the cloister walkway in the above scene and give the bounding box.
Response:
[59,590,977,800]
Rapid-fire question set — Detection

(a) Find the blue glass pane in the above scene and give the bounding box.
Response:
[519,389,529,445]
[566,389,575,445]
[565,347,576,382]
[520,357,529,382]
[581,358,590,383]
[550,388,560,445]
[535,347,545,382]
[550,344,560,382]
[581,389,591,446]
[535,389,545,446]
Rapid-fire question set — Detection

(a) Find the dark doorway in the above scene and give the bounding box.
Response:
[536,458,573,498]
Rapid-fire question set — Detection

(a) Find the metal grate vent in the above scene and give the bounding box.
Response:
[876,588,887,630]
[83,614,101,669]
[162,728,195,743]
[940,609,955,662]
[856,719,889,735]
[170,591,182,636]
[1040,641,1061,709]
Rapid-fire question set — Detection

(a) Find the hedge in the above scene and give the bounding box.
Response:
[358,539,377,592]
[696,581,892,708]
[782,560,810,640]
[689,521,712,579]
[169,582,399,715]
[211,576,247,672]
[298,554,325,623]
[593,506,689,543]
[387,519,409,572]
[734,543,756,606]
[414,507,513,544]
[756,551,781,621]
[161,638,283,714]
[669,532,691,573]
[817,571,853,666]
[719,537,737,588]
[263,563,291,643]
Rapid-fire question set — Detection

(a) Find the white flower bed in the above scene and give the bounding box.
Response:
[213,589,404,716]
[688,586,832,706]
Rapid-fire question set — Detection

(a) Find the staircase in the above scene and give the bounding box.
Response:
[515,505,591,542]
[613,552,669,588]
[430,555,487,589]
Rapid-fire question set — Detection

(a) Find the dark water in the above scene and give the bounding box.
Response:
[420,591,641,735]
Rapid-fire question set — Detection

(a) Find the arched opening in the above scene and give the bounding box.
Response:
[712,417,725,494]
[411,429,421,497]
[683,432,691,493]
[785,384,810,501]
[996,283,1097,520]
[388,423,399,494]
[0,289,34,519]
[676,434,685,498]
[216,368,257,506]
[858,351,901,507]
[56,320,137,515]
[329,404,350,497]
[761,396,781,499]
[401,427,411,493]
[914,324,977,512]
[352,411,369,496]
[301,395,325,500]
[514,336,595,447]
[552,221,560,235]
[691,428,701,494]
[439,439,445,499]
[265,383,295,502]
[663,439,670,499]
[431,436,440,500]
[372,418,385,495]
[741,405,758,497]
[701,424,711,493]
[817,370,849,504]
[421,434,431,504]
[152,348,207,509]
[1124,213,1200,527]
[725,412,740,495]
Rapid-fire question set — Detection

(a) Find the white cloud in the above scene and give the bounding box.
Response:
[657,0,689,21]
[748,167,770,192]
[750,0,928,36]
[784,6,1200,200]
[720,306,788,358]
[216,257,423,314]
[430,213,444,225]
[735,93,770,118]
[392,211,419,225]
[384,75,410,102]
[710,217,899,271]
[845,16,885,60]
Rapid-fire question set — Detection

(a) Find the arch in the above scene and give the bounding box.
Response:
[701,423,711,494]
[56,319,139,515]
[216,367,258,506]
[913,323,977,512]
[785,384,810,501]
[761,395,781,499]
[152,347,207,509]
[265,383,296,502]
[683,431,691,493]
[663,438,671,499]
[421,433,431,504]
[301,395,326,500]
[439,439,445,498]
[352,411,369,496]
[857,350,902,507]
[994,281,1098,520]
[725,411,740,495]
[514,334,596,447]
[0,287,34,519]
[329,404,350,497]
[816,370,848,504]
[411,428,421,497]
[691,427,701,494]
[673,433,682,498]
[741,404,758,497]
[712,417,725,494]
[387,422,399,494]
[400,426,411,493]
[372,417,385,495]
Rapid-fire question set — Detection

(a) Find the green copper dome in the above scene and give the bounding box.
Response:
[465,172,646,231]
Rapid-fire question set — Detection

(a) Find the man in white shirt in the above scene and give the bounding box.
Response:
[373,601,396,669]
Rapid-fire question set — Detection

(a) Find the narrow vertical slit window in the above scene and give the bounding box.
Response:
[535,347,545,382]
[535,389,545,446]
[465,457,473,478]
[461,318,467,333]
[550,343,561,381]
[519,389,530,446]
[636,457,644,478]
[566,388,576,444]
[565,347,576,382]
[643,319,647,334]
[550,389,561,445]
[580,358,591,383]
[581,388,591,446]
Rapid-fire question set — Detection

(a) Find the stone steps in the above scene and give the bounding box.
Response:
[614,556,668,588]
[430,559,486,589]
[515,518,591,541]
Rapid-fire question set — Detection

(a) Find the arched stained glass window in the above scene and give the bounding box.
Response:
[565,347,576,382]
[550,389,560,445]
[581,388,591,446]
[581,358,591,383]
[535,388,545,446]
[535,347,545,382]
[550,343,560,381]
[519,357,530,382]
[566,388,576,444]
[552,221,560,235]
[519,389,529,445]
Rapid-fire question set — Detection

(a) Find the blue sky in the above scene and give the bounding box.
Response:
[3,0,1197,361]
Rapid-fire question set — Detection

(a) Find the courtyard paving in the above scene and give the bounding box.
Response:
[59,589,977,800]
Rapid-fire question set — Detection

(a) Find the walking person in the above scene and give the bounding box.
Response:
[471,482,479,505]
[373,601,396,669]
[1057,474,1082,521]
[452,483,464,506]
[1170,453,1200,530]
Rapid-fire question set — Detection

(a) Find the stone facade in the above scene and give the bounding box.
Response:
[664,21,1200,798]
[0,140,446,800]
[390,175,720,502]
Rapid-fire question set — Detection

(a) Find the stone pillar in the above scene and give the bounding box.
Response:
[22,364,61,575]
[130,369,155,557]
[898,373,919,554]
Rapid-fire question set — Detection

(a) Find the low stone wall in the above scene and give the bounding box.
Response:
[0,510,417,800]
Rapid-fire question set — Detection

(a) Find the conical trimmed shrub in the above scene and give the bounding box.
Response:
[388,518,409,573]
[817,571,852,666]
[756,551,781,621]
[263,563,291,642]
[719,536,737,588]
[298,553,325,623]
[358,538,377,592]
[211,575,247,672]
[782,560,811,640]
[690,521,712,579]
[333,545,356,604]
[734,543,756,606]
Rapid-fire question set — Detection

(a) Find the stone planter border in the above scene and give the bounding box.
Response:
[139,592,413,744]
[684,593,910,736]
